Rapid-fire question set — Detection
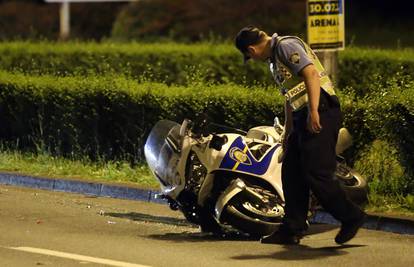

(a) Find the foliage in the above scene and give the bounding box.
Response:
[1,42,414,93]
[0,41,272,87]
[367,193,414,213]
[351,78,414,197]
[338,48,414,96]
[354,140,407,195]
[0,71,283,161]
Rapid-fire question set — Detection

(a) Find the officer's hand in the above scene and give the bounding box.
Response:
[307,110,322,134]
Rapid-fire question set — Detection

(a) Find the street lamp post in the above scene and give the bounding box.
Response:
[45,0,138,40]
[59,1,70,40]
[307,0,345,84]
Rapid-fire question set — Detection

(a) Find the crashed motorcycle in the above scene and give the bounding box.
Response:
[144,117,367,237]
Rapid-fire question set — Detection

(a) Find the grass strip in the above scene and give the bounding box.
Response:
[0,150,413,217]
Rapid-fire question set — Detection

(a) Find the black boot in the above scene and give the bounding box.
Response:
[261,230,301,245]
[335,212,367,244]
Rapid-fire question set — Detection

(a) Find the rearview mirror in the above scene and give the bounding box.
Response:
[179,119,190,137]
[336,128,353,155]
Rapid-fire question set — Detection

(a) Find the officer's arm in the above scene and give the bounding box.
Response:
[300,64,322,133]
[300,64,320,114]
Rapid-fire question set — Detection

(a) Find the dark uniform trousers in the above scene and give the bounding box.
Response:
[280,90,364,235]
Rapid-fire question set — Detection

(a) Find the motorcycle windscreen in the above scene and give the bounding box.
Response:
[144,120,182,186]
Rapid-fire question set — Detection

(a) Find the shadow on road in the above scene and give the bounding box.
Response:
[106,212,342,243]
[231,244,367,261]
[106,211,259,242]
[147,231,261,242]
[105,211,193,227]
[145,223,342,243]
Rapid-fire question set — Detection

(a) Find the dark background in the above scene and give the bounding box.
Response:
[0,0,412,47]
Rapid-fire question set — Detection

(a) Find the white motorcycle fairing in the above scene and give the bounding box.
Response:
[192,130,285,220]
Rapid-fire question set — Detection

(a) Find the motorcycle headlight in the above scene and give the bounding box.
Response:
[185,152,207,192]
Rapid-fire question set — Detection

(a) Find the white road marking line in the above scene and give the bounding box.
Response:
[7,246,151,267]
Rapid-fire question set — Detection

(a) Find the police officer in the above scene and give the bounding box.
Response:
[235,26,366,245]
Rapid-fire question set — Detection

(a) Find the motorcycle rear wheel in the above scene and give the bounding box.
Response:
[336,165,368,204]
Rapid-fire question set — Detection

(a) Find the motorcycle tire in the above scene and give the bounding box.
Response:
[222,204,279,237]
[197,210,226,235]
[180,205,226,235]
[337,169,368,205]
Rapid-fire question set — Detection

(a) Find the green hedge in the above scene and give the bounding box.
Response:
[0,71,282,161]
[0,42,272,87]
[343,76,414,196]
[1,42,413,94]
[338,47,414,96]
[0,71,413,195]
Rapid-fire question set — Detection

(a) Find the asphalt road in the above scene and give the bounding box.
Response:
[0,185,413,267]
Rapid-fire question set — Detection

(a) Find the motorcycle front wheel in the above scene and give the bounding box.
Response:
[221,191,283,236]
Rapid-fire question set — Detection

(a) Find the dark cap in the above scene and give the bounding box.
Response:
[235,26,262,63]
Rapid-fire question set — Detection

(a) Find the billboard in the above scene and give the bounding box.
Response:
[307,0,345,51]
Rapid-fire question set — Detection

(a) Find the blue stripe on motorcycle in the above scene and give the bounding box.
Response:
[219,137,279,175]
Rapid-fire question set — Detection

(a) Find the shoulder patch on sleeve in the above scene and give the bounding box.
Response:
[289,52,300,64]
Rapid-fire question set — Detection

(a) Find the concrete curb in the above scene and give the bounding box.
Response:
[0,172,165,204]
[310,211,414,235]
[1,172,413,235]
